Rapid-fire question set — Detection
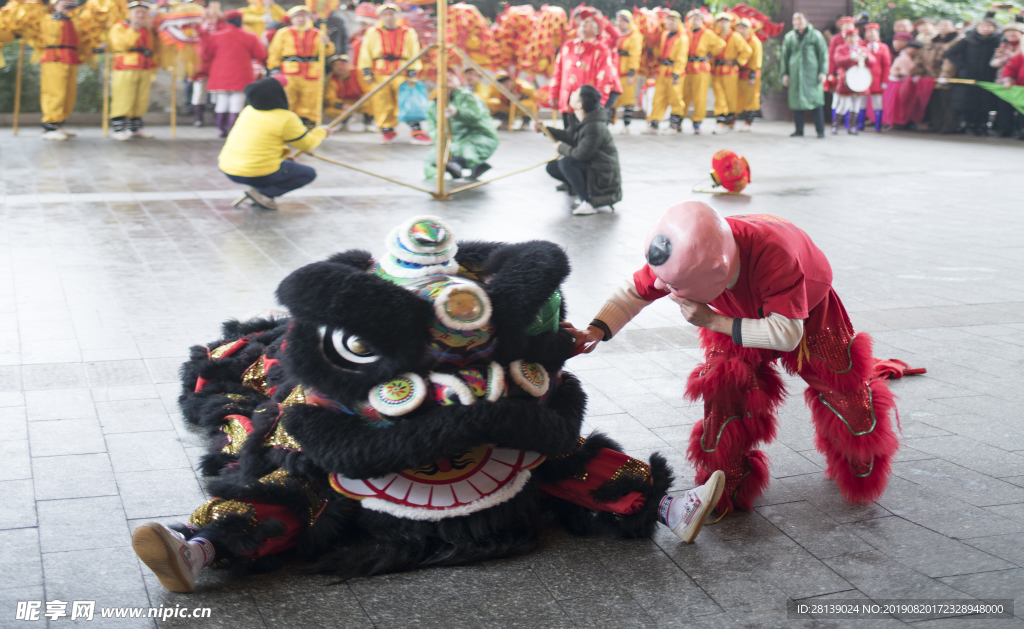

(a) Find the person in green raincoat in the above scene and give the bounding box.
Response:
[781,12,829,137]
[425,68,500,181]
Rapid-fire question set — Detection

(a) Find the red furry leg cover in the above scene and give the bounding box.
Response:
[686,329,786,516]
[806,378,898,503]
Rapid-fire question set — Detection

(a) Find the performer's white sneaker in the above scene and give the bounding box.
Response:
[62,129,77,137]
[112,130,132,141]
[132,523,211,593]
[131,130,155,139]
[663,470,726,543]
[619,126,631,135]
[41,129,68,141]
[572,201,597,215]
[641,126,659,135]
[738,122,752,133]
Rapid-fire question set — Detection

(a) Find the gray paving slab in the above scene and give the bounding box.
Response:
[3,122,1024,627]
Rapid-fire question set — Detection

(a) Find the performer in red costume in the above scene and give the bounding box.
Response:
[827,16,855,125]
[862,23,891,131]
[832,27,877,135]
[548,9,622,130]
[571,202,900,516]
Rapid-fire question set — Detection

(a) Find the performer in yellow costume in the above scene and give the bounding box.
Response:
[735,18,762,132]
[485,70,537,130]
[108,1,161,140]
[240,0,284,37]
[613,9,643,134]
[642,10,687,135]
[356,2,426,144]
[463,67,490,100]
[0,0,123,139]
[710,12,751,133]
[322,53,368,127]
[681,9,724,135]
[267,5,333,125]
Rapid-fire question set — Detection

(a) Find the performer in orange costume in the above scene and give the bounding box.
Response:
[267,5,334,125]
[613,9,643,133]
[680,9,725,134]
[736,18,763,132]
[710,13,751,133]
[642,10,687,134]
[108,1,162,140]
[322,53,368,128]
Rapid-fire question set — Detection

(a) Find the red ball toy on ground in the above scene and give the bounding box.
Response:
[709,149,751,193]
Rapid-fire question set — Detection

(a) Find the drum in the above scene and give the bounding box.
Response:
[845,64,872,93]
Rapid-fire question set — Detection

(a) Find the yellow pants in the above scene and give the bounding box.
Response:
[41,62,78,125]
[369,76,407,130]
[487,98,538,118]
[284,76,322,122]
[681,72,711,122]
[712,74,741,116]
[647,75,685,122]
[111,69,155,119]
[618,76,637,108]
[738,76,761,111]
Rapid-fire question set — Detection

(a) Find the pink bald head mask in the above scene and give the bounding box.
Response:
[644,201,739,303]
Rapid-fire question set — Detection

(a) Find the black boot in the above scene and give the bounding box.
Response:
[467,162,491,181]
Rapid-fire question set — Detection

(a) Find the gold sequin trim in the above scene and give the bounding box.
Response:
[241,357,269,396]
[226,393,247,402]
[187,498,258,534]
[548,437,586,461]
[257,469,328,526]
[282,385,307,407]
[209,341,239,361]
[609,457,652,485]
[220,417,250,455]
[264,417,302,450]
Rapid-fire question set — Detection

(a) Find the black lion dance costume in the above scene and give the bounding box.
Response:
[132,216,725,593]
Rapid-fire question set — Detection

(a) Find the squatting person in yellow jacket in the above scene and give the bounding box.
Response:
[681,9,725,135]
[267,5,334,126]
[108,2,161,140]
[735,18,763,132]
[357,2,427,145]
[219,78,333,211]
[613,10,643,134]
[710,12,751,134]
[486,70,537,130]
[642,10,688,135]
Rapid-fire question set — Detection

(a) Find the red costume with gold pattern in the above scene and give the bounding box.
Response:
[548,36,622,113]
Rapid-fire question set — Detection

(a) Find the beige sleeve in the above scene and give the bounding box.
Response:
[739,313,804,352]
[592,279,654,340]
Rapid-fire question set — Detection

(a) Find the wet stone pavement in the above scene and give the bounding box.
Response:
[1,120,1023,629]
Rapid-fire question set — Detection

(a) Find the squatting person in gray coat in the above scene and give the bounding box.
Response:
[537,85,623,216]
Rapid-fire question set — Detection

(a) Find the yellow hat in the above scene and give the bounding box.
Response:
[616,9,632,22]
[287,5,313,17]
[376,2,399,14]
[494,69,510,81]
[736,17,751,27]
[715,12,733,22]
[666,10,681,19]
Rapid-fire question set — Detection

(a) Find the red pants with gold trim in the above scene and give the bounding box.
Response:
[685,292,899,516]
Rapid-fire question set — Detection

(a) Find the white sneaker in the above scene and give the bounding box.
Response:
[131,129,155,139]
[595,205,615,213]
[245,187,279,210]
[62,129,77,138]
[669,470,726,543]
[572,201,597,215]
[738,122,752,133]
[619,126,631,135]
[41,129,68,141]
[641,126,659,135]
[132,523,208,593]
[112,129,132,141]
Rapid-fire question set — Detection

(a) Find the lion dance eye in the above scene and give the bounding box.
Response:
[324,328,380,364]
[444,291,484,323]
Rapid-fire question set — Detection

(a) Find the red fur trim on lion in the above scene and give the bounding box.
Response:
[733,450,771,512]
[781,332,876,392]
[872,358,927,380]
[807,379,898,503]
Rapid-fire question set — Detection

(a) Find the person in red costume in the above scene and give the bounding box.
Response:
[862,23,891,131]
[826,16,856,123]
[199,9,268,136]
[570,202,900,517]
[832,27,877,135]
[548,9,622,130]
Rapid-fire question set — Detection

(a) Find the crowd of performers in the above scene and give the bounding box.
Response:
[816,8,1024,137]
[0,0,777,140]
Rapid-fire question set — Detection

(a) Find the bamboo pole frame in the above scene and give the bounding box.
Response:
[12,41,25,136]
[102,48,111,137]
[292,0,559,201]
[170,56,178,137]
